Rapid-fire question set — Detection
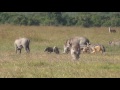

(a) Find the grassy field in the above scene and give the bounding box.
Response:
[0,24,120,78]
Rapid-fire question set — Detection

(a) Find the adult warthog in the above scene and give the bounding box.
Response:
[63,36,90,54]
[108,41,120,46]
[64,38,81,60]
[14,37,30,54]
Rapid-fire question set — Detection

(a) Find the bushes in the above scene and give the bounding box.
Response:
[0,12,120,27]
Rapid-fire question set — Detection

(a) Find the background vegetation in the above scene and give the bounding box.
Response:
[1,12,120,27]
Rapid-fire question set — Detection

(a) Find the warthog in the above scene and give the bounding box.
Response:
[108,41,120,46]
[70,43,80,60]
[64,38,80,60]
[14,37,30,54]
[44,46,60,54]
[63,36,90,54]
[86,44,105,54]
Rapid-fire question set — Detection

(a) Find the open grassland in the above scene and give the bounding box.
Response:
[0,25,120,78]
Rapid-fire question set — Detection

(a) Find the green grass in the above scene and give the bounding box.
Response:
[0,25,120,78]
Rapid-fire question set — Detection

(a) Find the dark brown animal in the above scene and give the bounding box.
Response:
[44,47,53,53]
[44,46,60,54]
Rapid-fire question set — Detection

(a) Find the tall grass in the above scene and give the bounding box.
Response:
[0,24,120,78]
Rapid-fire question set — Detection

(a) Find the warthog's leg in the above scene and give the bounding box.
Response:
[19,49,21,54]
[16,47,22,54]
[27,46,30,53]
[24,46,28,53]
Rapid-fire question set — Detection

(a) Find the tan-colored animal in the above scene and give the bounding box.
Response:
[109,27,116,33]
[86,44,105,54]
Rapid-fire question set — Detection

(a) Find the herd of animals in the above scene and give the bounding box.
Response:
[14,27,119,60]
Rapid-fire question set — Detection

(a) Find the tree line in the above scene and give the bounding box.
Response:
[0,12,120,27]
